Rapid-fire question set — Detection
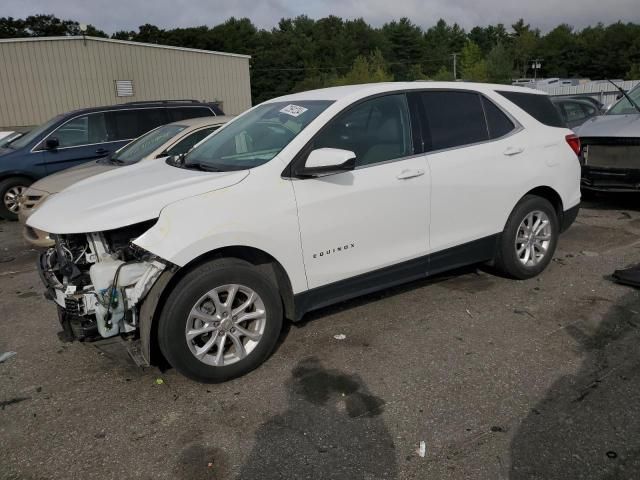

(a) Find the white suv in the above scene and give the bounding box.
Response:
[29,82,581,383]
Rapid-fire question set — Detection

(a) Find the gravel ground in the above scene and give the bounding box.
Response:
[1,195,639,479]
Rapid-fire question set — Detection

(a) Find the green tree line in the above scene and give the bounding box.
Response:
[2,14,640,103]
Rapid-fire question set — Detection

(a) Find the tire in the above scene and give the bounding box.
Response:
[157,257,283,383]
[494,195,559,280]
[0,176,31,221]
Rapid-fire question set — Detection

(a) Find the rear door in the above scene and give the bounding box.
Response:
[414,90,522,254]
[291,93,430,289]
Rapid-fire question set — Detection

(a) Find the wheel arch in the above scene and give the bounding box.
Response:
[0,172,35,183]
[141,245,295,366]
[515,185,564,226]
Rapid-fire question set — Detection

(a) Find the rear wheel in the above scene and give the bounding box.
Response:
[495,195,559,279]
[0,176,31,221]
[157,258,283,383]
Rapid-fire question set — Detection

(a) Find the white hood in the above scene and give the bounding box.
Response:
[27,160,249,234]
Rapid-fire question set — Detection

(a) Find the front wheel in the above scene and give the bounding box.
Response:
[157,258,283,383]
[0,176,31,221]
[494,195,559,279]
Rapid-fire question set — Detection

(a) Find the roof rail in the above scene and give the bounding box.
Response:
[124,99,202,105]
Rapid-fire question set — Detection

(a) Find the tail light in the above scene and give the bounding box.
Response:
[565,134,581,156]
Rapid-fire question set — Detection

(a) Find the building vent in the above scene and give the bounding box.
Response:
[115,80,134,97]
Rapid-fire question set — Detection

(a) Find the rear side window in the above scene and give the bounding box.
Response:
[481,97,516,139]
[106,108,168,141]
[166,126,219,156]
[497,91,565,128]
[417,91,489,151]
[167,107,214,122]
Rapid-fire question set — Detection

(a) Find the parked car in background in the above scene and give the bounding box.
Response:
[0,131,16,141]
[551,97,600,129]
[565,96,604,113]
[0,131,22,148]
[0,100,224,220]
[28,82,580,383]
[19,116,232,247]
[576,83,640,193]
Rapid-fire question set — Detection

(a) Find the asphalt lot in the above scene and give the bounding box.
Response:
[1,196,640,479]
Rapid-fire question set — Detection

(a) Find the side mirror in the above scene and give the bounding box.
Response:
[45,137,59,150]
[300,148,356,177]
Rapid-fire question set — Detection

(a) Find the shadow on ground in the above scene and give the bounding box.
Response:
[510,291,640,478]
[236,357,397,480]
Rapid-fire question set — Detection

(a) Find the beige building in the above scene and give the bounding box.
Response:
[0,36,252,130]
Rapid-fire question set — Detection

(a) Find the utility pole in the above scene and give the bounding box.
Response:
[531,58,543,81]
[451,53,459,81]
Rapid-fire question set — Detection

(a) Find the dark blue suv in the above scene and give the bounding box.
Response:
[0,100,224,220]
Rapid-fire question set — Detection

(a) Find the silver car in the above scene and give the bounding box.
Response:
[576,83,640,193]
[19,115,233,247]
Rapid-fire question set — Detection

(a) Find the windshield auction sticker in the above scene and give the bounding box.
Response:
[279,104,308,117]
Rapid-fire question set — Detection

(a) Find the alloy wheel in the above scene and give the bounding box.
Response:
[3,186,26,213]
[185,284,266,367]
[515,210,552,267]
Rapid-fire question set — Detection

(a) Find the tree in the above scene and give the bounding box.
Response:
[381,18,424,81]
[511,19,540,77]
[423,19,467,76]
[0,14,106,38]
[486,42,513,83]
[431,66,453,81]
[460,41,488,82]
[627,64,640,80]
[332,49,393,85]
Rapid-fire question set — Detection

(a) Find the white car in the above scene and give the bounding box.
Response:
[28,82,581,383]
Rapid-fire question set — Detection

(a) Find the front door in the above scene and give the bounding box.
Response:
[40,112,119,174]
[292,93,430,289]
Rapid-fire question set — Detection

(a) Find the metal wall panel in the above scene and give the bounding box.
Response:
[533,80,640,106]
[0,37,252,129]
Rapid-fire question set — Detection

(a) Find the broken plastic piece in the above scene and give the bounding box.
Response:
[0,351,16,363]
[155,378,164,385]
[333,334,346,340]
[418,441,426,458]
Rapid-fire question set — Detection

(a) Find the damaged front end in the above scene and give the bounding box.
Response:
[39,220,168,348]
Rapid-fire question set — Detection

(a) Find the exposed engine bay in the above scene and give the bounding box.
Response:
[38,220,167,342]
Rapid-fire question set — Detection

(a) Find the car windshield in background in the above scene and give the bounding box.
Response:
[7,115,64,150]
[607,85,640,115]
[111,124,187,164]
[0,132,23,148]
[183,100,333,171]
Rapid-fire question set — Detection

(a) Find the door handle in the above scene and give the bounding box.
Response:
[95,148,110,155]
[503,146,524,156]
[397,169,425,180]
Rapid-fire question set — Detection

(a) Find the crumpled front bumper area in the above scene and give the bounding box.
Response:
[38,234,166,343]
[38,253,99,341]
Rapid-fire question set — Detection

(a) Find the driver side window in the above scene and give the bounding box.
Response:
[313,94,413,167]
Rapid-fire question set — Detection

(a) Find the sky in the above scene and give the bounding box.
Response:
[4,0,640,34]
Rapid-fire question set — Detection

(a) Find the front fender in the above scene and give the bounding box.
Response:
[132,178,308,294]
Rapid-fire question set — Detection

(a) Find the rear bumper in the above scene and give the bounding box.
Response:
[581,166,640,192]
[561,203,580,233]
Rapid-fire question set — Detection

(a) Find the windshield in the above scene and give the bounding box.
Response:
[112,124,187,164]
[183,101,333,171]
[7,115,64,149]
[607,84,640,115]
